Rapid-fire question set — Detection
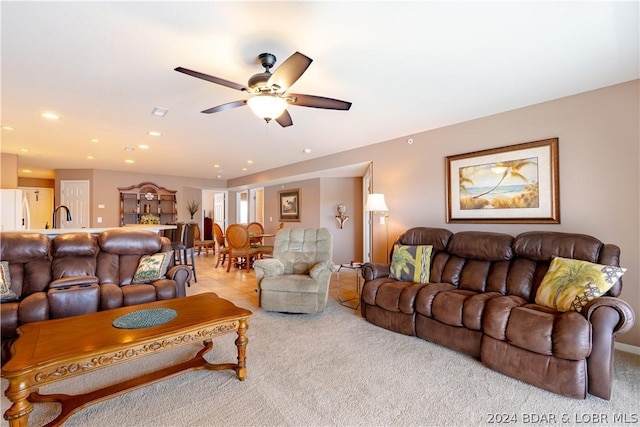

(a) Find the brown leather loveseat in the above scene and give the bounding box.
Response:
[1,228,191,364]
[361,227,635,400]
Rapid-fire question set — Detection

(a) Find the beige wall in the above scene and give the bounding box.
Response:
[1,153,18,189]
[263,178,321,232]
[54,169,225,228]
[232,80,640,347]
[16,80,640,347]
[320,177,363,265]
[261,177,362,265]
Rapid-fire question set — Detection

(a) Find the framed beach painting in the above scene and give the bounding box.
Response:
[446,138,559,223]
[278,188,301,222]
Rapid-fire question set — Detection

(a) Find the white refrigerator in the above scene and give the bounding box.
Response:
[1,189,31,231]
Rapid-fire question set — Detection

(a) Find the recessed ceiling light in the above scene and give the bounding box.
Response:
[216,175,222,179]
[125,159,135,164]
[87,155,94,160]
[147,131,162,137]
[303,148,311,154]
[242,167,247,171]
[247,160,253,164]
[20,148,28,152]
[151,107,169,117]
[124,147,135,152]
[214,164,220,168]
[138,144,149,149]
[40,112,60,120]
[22,169,32,173]
[91,138,100,143]
[1,125,14,131]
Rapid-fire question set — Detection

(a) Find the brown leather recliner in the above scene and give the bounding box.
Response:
[97,228,189,309]
[361,227,635,400]
[1,229,191,365]
[1,233,52,363]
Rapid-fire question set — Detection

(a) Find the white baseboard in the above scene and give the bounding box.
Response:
[615,342,640,355]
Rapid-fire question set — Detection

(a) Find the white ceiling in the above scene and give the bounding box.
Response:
[2,1,638,181]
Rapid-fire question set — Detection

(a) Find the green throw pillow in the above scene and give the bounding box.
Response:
[389,244,433,283]
[0,261,18,302]
[535,256,626,312]
[132,252,173,284]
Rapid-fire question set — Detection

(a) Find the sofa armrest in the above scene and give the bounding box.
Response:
[583,296,635,334]
[254,259,284,280]
[49,275,98,289]
[166,265,191,298]
[17,292,49,325]
[362,262,390,281]
[582,296,635,400]
[309,261,337,280]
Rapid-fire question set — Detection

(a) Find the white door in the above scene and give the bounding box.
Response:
[214,192,226,230]
[60,180,90,228]
[20,187,54,229]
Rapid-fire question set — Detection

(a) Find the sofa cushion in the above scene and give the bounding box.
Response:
[390,244,432,283]
[0,261,18,302]
[535,257,625,312]
[132,252,173,284]
[505,304,591,360]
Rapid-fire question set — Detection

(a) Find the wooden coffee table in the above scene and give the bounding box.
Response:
[1,292,252,427]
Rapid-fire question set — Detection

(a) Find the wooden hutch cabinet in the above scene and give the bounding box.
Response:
[118,182,177,226]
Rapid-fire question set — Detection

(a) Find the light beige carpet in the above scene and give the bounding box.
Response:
[2,297,639,426]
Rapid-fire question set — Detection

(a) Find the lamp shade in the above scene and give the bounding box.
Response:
[364,193,388,212]
[247,95,287,121]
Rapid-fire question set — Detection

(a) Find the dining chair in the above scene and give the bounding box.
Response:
[171,222,197,283]
[225,223,259,272]
[248,221,273,258]
[194,219,215,256]
[170,222,186,264]
[214,222,230,268]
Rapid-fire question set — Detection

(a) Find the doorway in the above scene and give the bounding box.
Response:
[202,189,227,232]
[20,187,54,229]
[362,163,373,263]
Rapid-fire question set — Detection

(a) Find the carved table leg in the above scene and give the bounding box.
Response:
[235,318,249,381]
[3,378,33,427]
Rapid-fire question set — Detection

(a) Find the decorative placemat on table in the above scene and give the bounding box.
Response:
[112,308,177,329]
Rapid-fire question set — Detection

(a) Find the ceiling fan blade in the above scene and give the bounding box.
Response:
[201,100,247,114]
[267,52,312,92]
[275,110,293,127]
[287,94,352,110]
[175,67,248,92]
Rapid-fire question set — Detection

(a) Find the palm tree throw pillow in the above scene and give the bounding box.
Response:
[389,244,433,284]
[132,252,173,284]
[535,256,626,312]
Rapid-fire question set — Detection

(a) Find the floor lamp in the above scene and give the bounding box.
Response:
[364,193,389,262]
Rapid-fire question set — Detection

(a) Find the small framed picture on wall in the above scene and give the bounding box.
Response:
[278,188,301,222]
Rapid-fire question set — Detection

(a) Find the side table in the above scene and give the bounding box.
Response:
[337,263,363,309]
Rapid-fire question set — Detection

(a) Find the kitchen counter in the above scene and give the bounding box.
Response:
[19,224,176,236]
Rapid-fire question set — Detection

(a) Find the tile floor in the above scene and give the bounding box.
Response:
[183,252,363,311]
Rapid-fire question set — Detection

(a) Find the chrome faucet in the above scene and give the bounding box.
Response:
[52,205,72,229]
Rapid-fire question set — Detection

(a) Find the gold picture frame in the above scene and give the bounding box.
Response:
[446,138,560,223]
[278,188,301,222]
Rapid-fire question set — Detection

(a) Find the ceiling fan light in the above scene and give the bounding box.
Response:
[247,95,287,122]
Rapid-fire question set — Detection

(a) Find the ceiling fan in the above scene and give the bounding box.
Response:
[175,51,352,127]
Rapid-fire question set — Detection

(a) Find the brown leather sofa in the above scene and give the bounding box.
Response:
[361,227,635,400]
[1,228,191,364]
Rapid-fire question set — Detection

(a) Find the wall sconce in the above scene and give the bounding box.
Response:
[335,203,349,229]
